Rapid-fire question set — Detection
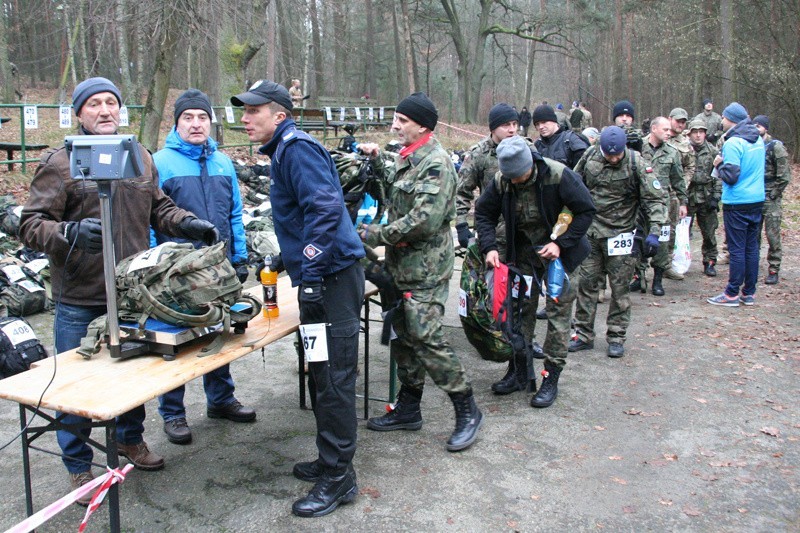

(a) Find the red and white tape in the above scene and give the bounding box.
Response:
[5,464,134,533]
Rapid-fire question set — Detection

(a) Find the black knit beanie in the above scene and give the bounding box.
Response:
[612,100,635,120]
[174,89,213,125]
[531,105,558,125]
[395,92,438,131]
[488,103,519,131]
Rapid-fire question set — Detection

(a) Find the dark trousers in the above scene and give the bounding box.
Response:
[723,207,762,297]
[54,302,146,474]
[302,262,364,474]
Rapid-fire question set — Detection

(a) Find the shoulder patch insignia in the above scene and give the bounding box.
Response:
[652,179,662,190]
[303,244,323,260]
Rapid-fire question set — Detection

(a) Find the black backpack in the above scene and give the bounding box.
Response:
[0,316,48,378]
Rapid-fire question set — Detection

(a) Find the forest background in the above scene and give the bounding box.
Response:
[0,0,798,159]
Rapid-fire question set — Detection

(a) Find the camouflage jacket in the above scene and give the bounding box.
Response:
[580,109,593,129]
[763,134,792,198]
[366,136,456,289]
[687,141,721,204]
[641,135,687,205]
[694,111,723,140]
[667,132,696,190]
[455,136,500,225]
[574,146,668,238]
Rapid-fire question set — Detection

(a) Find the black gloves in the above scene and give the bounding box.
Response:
[299,283,326,324]
[179,217,219,246]
[626,130,643,152]
[234,263,249,284]
[705,195,720,211]
[66,218,103,254]
[455,222,473,249]
[644,234,660,257]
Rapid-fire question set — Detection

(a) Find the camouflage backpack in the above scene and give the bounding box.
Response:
[78,242,261,357]
[458,243,513,363]
[331,151,386,225]
[0,316,48,378]
[0,195,21,237]
[0,256,48,317]
[244,216,280,265]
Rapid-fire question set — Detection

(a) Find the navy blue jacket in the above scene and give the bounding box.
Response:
[151,129,247,264]
[260,119,364,286]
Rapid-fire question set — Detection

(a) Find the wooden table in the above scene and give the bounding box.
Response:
[0,142,49,170]
[0,275,380,532]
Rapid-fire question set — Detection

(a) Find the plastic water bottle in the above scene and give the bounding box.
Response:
[550,211,573,240]
[261,255,279,318]
[546,258,566,302]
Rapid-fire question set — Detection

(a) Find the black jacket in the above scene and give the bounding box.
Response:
[474,151,595,273]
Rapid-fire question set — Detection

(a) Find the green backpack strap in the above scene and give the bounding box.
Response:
[77,315,108,359]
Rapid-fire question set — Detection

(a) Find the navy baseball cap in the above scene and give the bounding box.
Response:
[231,80,293,110]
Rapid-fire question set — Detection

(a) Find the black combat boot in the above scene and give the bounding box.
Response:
[366,386,423,431]
[530,362,562,408]
[491,349,533,395]
[629,269,647,293]
[703,261,717,277]
[446,390,483,452]
[651,267,665,296]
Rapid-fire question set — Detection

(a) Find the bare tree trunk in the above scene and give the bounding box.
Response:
[140,5,181,152]
[400,0,417,93]
[719,0,732,103]
[391,3,406,100]
[332,3,347,95]
[116,0,134,100]
[364,0,376,99]
[307,0,323,107]
[0,8,14,102]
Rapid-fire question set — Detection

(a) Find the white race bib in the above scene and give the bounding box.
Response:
[18,280,45,293]
[457,288,468,317]
[2,265,26,283]
[299,323,329,362]
[1,319,36,346]
[607,231,634,256]
[659,225,671,242]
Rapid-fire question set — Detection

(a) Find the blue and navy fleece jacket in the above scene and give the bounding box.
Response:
[151,128,247,264]
[259,119,364,286]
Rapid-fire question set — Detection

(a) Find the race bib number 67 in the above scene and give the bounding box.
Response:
[299,323,329,362]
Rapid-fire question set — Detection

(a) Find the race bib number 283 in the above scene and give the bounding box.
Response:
[607,232,634,256]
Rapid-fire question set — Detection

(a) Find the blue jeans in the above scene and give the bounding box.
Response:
[158,365,236,422]
[723,207,762,297]
[55,302,146,474]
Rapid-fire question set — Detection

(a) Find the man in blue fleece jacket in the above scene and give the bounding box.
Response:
[707,102,765,307]
[152,89,256,444]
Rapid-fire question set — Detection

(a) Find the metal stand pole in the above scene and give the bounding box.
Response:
[97,182,122,356]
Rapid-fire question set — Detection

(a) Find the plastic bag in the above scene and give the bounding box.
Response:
[671,217,692,275]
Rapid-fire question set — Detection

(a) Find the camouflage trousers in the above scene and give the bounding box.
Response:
[642,195,679,271]
[574,237,637,345]
[759,197,783,272]
[391,281,471,394]
[512,259,575,370]
[688,203,719,263]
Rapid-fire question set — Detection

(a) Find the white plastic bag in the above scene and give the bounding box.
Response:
[671,217,692,274]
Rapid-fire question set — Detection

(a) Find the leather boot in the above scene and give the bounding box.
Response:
[366,386,423,431]
[530,362,562,408]
[291,468,358,517]
[491,349,533,395]
[651,267,665,296]
[703,261,717,277]
[446,390,483,452]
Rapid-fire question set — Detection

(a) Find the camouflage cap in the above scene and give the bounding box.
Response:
[669,108,689,120]
[687,118,707,132]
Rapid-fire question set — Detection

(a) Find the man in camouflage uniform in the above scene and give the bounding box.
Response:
[454,103,520,251]
[686,119,721,276]
[632,117,686,296]
[580,102,593,129]
[612,100,644,152]
[474,136,595,408]
[753,115,792,285]
[554,103,571,131]
[359,92,483,452]
[570,127,668,358]
[694,99,723,145]
[663,107,696,280]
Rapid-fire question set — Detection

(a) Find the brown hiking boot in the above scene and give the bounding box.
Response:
[69,470,95,507]
[118,441,165,471]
